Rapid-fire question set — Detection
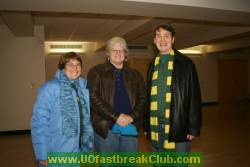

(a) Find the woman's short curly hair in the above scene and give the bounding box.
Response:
[58,52,82,70]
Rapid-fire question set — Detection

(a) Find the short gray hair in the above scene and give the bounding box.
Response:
[105,36,129,57]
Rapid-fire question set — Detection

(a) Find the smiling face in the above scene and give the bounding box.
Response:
[64,59,82,80]
[108,43,126,68]
[154,27,175,55]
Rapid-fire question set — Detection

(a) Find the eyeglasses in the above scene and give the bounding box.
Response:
[110,49,125,54]
[66,63,81,68]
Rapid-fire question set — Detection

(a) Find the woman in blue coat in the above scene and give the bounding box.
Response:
[31,52,93,167]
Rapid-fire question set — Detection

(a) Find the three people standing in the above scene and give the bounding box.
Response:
[31,23,202,167]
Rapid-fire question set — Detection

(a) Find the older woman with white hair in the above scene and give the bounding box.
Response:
[87,36,146,154]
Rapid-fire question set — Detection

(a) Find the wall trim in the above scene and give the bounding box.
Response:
[202,102,218,105]
[0,130,30,136]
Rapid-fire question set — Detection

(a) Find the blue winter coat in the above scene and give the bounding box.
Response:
[31,71,93,161]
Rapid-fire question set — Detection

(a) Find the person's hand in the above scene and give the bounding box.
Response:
[122,114,133,124]
[116,114,134,126]
[186,134,195,140]
[116,114,129,126]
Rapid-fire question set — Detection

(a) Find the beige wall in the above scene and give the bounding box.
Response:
[82,51,106,77]
[0,25,45,131]
[188,54,218,103]
[45,54,61,80]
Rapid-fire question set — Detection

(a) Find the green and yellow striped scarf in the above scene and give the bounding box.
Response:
[150,49,175,150]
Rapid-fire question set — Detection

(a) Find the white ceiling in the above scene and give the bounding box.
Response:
[0,0,250,52]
